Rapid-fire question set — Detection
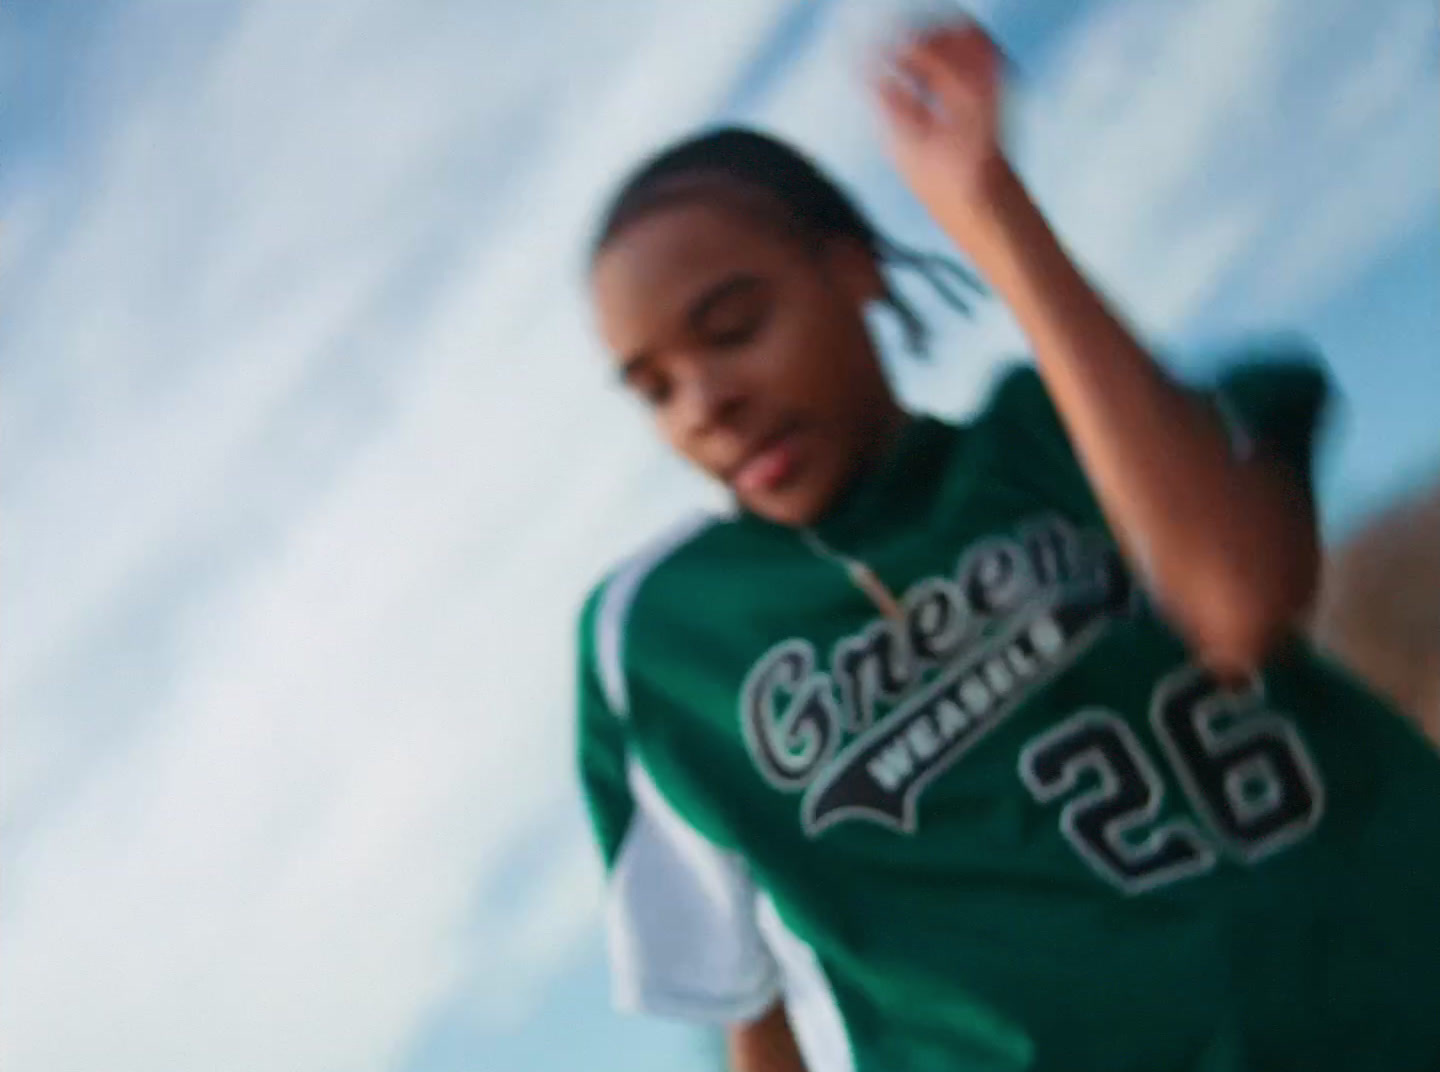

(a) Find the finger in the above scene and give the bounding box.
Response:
[928,22,1000,87]
[891,20,1001,102]
[870,65,933,141]
[888,34,960,102]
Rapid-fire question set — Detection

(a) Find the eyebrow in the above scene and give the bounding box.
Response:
[617,271,761,384]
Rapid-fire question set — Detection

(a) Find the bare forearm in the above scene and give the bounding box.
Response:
[729,1004,808,1072]
[952,165,1318,669]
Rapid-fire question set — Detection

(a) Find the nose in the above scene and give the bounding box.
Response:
[677,358,747,436]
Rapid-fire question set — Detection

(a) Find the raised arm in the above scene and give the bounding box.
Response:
[875,23,1319,675]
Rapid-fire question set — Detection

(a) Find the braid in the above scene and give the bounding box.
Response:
[591,126,984,357]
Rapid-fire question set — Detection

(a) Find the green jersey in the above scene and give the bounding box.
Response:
[576,352,1440,1072]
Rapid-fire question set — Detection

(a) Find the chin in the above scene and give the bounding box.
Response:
[741,484,833,528]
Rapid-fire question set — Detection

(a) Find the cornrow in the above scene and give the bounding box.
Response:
[591,126,984,357]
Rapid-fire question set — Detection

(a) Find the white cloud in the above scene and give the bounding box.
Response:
[1,1,778,1069]
[1014,0,1438,332]
[1238,0,1440,311]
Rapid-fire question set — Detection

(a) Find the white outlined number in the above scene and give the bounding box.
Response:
[1150,666,1323,862]
[1020,710,1216,893]
[1020,667,1324,893]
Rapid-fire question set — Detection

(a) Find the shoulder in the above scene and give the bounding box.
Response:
[968,358,1073,459]
[960,359,1054,435]
[1201,334,1327,380]
[1193,336,1332,464]
[578,510,734,715]
[1205,338,1331,415]
[588,509,736,624]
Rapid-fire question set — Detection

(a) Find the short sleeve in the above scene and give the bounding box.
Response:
[575,584,781,1025]
[980,349,1332,514]
[1208,346,1332,481]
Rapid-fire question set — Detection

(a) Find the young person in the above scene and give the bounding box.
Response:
[576,23,1440,1072]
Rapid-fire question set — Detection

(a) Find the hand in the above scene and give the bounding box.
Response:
[873,21,1018,257]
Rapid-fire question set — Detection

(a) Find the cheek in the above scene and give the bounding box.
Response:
[652,405,715,474]
[765,298,865,398]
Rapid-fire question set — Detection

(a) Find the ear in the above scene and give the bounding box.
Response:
[821,235,886,307]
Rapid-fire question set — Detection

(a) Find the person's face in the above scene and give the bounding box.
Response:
[590,194,898,527]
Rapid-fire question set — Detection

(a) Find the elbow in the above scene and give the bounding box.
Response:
[1188,609,1294,679]
[1169,539,1321,676]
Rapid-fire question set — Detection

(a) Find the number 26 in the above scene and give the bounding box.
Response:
[1019,666,1325,894]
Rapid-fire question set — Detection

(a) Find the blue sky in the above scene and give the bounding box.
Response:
[1,1,1436,1070]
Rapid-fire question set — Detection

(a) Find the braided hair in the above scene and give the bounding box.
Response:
[590,126,984,357]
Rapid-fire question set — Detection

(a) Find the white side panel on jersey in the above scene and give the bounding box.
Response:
[606,757,781,1023]
[595,512,715,717]
[756,894,855,1072]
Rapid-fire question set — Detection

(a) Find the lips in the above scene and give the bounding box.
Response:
[730,426,802,497]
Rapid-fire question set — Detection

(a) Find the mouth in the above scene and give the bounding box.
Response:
[728,423,804,498]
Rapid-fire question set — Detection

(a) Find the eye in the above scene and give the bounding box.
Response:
[709,314,763,348]
[698,285,769,349]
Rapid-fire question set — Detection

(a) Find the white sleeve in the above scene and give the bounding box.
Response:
[604,756,781,1024]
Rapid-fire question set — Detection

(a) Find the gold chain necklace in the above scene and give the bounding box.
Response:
[798,529,906,625]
